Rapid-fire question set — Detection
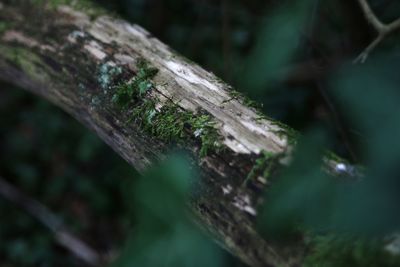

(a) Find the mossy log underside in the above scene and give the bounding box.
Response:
[0,2,306,266]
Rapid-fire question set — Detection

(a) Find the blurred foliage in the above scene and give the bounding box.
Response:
[114,155,231,267]
[303,234,400,267]
[257,33,400,267]
[240,0,315,93]
[256,54,400,234]
[2,0,400,266]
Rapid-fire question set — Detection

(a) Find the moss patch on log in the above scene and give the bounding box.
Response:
[112,60,222,157]
[243,150,282,186]
[0,45,51,82]
[131,101,221,157]
[224,89,264,111]
[269,119,299,146]
[111,59,158,108]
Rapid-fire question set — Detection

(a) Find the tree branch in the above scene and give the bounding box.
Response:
[0,176,102,266]
[354,0,400,63]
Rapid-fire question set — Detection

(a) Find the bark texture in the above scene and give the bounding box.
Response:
[0,1,305,266]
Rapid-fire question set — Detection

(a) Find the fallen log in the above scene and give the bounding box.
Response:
[0,1,305,266]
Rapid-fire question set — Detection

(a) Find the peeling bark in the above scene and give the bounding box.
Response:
[0,2,306,266]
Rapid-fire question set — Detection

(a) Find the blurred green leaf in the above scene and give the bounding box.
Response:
[258,128,335,238]
[241,0,315,94]
[113,154,226,267]
[329,55,400,235]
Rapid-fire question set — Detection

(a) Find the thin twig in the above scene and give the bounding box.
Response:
[0,176,102,266]
[317,82,358,162]
[357,0,386,31]
[303,0,357,161]
[354,0,400,63]
[354,34,384,63]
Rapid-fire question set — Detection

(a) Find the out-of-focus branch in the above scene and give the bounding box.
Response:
[354,0,400,63]
[0,176,102,267]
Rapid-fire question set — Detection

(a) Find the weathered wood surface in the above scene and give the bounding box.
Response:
[0,1,305,266]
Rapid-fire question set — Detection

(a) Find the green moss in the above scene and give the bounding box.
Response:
[132,101,221,157]
[269,119,299,146]
[190,113,221,157]
[112,60,158,107]
[112,60,221,157]
[0,45,49,81]
[224,89,263,110]
[243,150,280,186]
[304,234,400,267]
